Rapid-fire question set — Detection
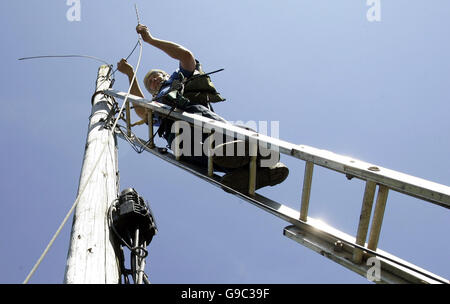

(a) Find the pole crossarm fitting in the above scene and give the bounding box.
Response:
[104,88,450,284]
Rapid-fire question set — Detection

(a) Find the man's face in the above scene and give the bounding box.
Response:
[147,71,168,93]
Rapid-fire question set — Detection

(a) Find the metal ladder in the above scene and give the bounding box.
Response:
[104,89,450,284]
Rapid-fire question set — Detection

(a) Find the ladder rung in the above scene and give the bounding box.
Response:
[300,161,314,222]
[147,110,155,148]
[125,100,131,137]
[353,180,377,263]
[207,131,214,177]
[248,140,257,195]
[368,185,389,251]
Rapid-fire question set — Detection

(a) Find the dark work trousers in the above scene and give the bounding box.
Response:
[165,104,231,173]
[165,104,275,172]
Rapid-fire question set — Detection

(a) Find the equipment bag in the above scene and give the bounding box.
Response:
[183,61,226,107]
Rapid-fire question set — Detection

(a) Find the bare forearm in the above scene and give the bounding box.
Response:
[126,71,144,98]
[143,35,195,71]
[116,57,148,121]
[145,37,191,61]
[124,71,147,120]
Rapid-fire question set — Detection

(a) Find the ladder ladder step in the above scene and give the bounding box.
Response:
[353,180,376,263]
[300,161,314,222]
[368,185,389,251]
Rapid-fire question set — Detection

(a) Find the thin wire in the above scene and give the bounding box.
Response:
[111,39,143,132]
[135,4,141,24]
[22,37,144,285]
[18,39,140,89]
[18,55,110,66]
[90,39,141,92]
[110,40,140,77]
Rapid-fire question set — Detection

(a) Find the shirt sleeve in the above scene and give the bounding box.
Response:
[178,63,194,78]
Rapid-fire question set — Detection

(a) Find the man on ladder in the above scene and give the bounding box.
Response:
[117,23,289,193]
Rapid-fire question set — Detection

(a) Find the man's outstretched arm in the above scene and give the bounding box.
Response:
[136,24,196,72]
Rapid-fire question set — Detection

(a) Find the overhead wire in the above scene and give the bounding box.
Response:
[135,3,141,25]
[18,54,110,65]
[18,39,141,92]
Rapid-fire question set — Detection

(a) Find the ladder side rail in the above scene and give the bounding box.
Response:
[284,225,447,284]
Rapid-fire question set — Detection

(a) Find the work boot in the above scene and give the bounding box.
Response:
[220,162,289,194]
[212,140,250,169]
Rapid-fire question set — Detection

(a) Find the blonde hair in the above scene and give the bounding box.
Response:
[143,69,169,96]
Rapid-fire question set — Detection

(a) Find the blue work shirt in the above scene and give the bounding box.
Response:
[152,64,194,126]
[155,65,194,102]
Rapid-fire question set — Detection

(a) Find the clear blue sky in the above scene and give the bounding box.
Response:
[1,0,449,284]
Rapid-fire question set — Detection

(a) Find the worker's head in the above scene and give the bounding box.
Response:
[143,69,170,96]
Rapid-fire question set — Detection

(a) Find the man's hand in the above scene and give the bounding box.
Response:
[117,58,134,76]
[136,24,152,42]
[135,23,196,72]
[116,58,146,116]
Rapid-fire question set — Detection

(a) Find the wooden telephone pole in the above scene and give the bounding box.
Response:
[64,65,120,283]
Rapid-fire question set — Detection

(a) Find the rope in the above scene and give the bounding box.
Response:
[23,137,109,284]
[22,37,144,284]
